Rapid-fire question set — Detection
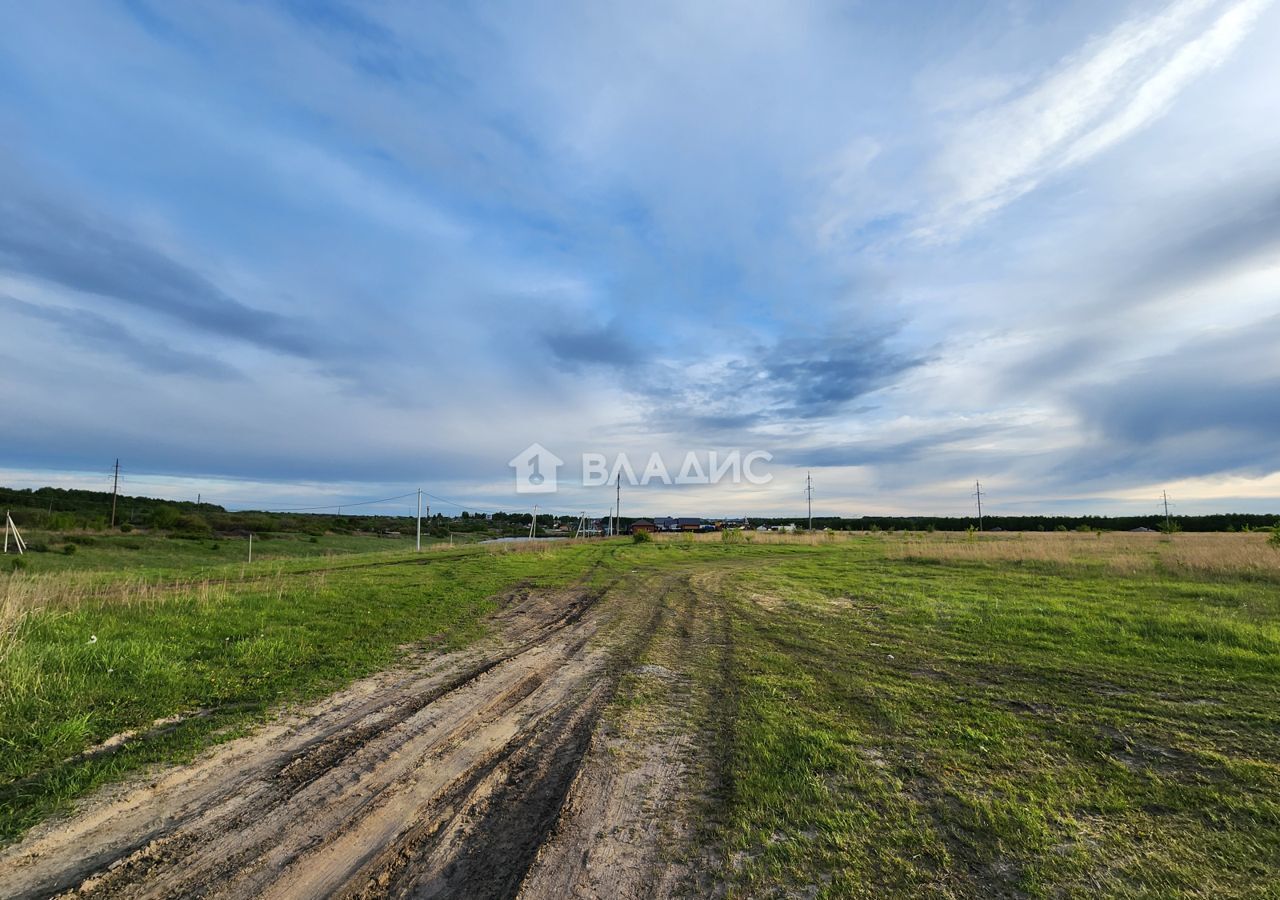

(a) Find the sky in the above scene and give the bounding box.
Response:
[2,0,1279,520]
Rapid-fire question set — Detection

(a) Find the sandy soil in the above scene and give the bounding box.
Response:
[0,577,711,900]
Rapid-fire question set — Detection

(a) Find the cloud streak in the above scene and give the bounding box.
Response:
[925,0,1273,236]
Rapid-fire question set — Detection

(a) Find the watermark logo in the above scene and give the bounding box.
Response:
[511,446,771,493]
[509,442,564,494]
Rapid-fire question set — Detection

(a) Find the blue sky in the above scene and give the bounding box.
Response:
[2,0,1278,519]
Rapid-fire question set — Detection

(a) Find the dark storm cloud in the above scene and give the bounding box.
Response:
[1047,317,1280,488]
[3,296,242,380]
[620,329,926,441]
[756,334,925,420]
[0,193,321,357]
[1117,185,1280,304]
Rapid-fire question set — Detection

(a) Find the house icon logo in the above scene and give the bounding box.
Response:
[509,442,564,494]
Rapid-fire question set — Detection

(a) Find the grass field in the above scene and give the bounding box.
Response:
[3,531,1279,895]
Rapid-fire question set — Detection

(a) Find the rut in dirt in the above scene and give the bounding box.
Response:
[0,575,687,900]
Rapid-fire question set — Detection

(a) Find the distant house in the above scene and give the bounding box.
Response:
[1129,526,1157,533]
[653,517,679,532]
[629,519,657,535]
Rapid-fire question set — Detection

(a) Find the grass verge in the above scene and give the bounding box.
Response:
[0,543,614,842]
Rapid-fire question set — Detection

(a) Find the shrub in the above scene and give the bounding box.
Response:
[7,556,28,573]
[1268,523,1280,550]
[62,543,77,555]
[27,541,50,553]
[119,523,133,533]
[721,528,744,544]
[309,536,320,543]
[632,530,652,544]
[172,514,212,537]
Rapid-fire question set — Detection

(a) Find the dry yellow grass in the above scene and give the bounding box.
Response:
[885,530,1280,579]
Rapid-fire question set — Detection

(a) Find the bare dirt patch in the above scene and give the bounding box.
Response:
[0,577,721,899]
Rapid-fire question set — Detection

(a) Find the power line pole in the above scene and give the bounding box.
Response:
[974,480,984,531]
[110,459,120,528]
[529,505,538,539]
[416,489,422,552]
[1162,490,1171,531]
[805,471,813,531]
[615,475,621,538]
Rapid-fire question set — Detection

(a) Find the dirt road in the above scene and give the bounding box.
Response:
[0,573,721,899]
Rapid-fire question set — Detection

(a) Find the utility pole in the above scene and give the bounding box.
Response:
[197,493,201,507]
[1162,490,1171,531]
[416,489,422,552]
[110,459,120,528]
[974,480,984,531]
[805,471,813,531]
[4,511,28,555]
[615,475,621,538]
[248,532,253,563]
[529,505,538,539]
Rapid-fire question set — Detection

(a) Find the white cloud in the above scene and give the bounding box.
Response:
[922,0,1273,237]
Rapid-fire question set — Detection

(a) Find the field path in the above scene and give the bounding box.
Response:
[0,573,712,899]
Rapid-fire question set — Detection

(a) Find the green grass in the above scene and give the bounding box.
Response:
[697,538,1280,897]
[0,542,617,841]
[3,531,1279,897]
[4,529,436,575]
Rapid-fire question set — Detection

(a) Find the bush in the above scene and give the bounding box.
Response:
[27,541,50,553]
[119,523,133,533]
[62,543,78,556]
[7,556,28,573]
[1268,523,1280,550]
[171,514,211,537]
[632,530,652,544]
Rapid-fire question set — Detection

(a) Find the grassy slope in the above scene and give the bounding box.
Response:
[0,543,616,841]
[699,538,1280,897]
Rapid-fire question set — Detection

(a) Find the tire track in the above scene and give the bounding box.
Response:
[0,571,671,900]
